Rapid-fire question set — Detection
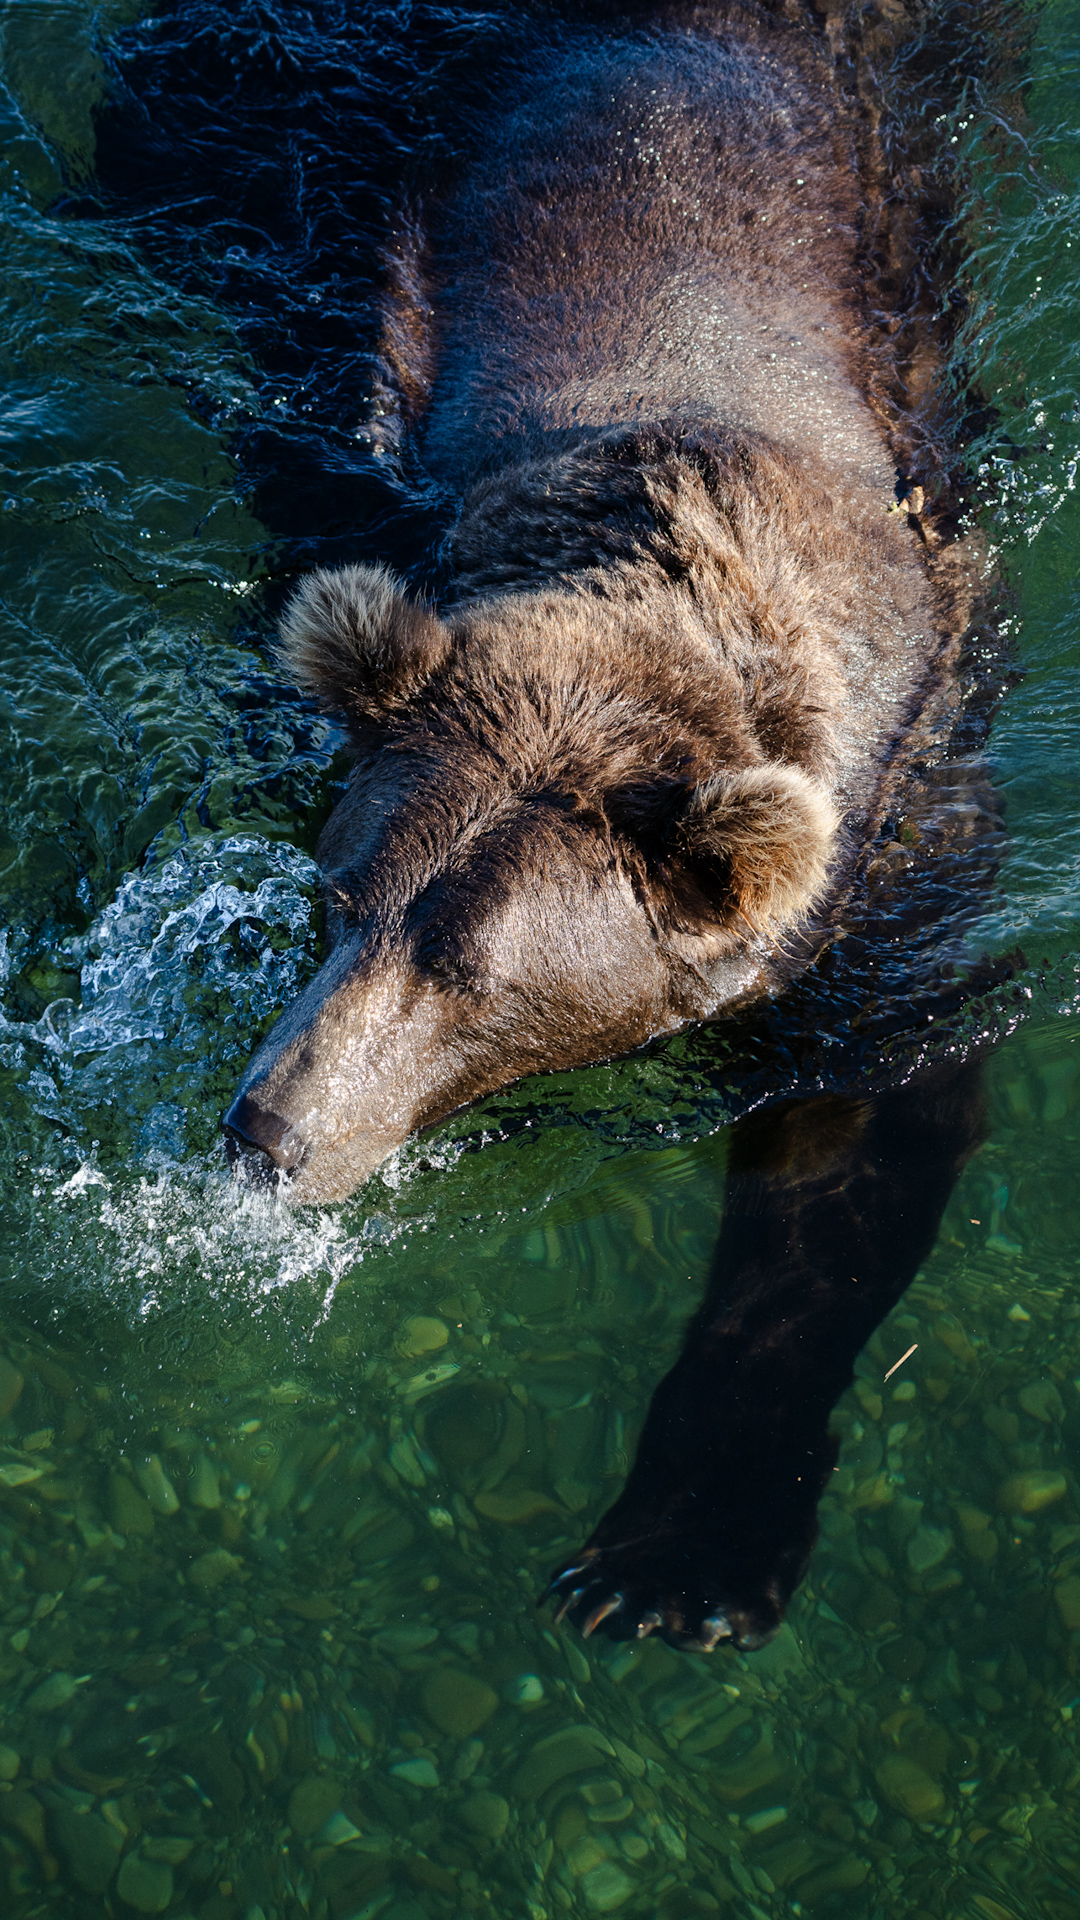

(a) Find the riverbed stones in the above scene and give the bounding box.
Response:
[459,1790,510,1840]
[997,1471,1068,1515]
[877,1756,945,1823]
[1018,1381,1065,1424]
[907,1525,953,1574]
[581,1862,635,1911]
[142,1838,194,1865]
[28,1671,84,1712]
[187,1547,242,1589]
[373,1624,438,1658]
[1053,1575,1080,1631]
[797,1854,869,1899]
[473,1488,561,1524]
[0,1744,19,1780]
[567,1835,608,1877]
[513,1726,616,1799]
[288,1774,342,1837]
[110,1473,155,1537]
[115,1851,173,1914]
[391,1757,439,1788]
[421,1667,498,1739]
[0,1355,23,1419]
[397,1317,449,1358]
[52,1806,123,1894]
[188,1453,222,1508]
[134,1454,180,1513]
[611,1739,645,1780]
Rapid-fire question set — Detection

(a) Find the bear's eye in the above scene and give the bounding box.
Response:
[412,936,473,992]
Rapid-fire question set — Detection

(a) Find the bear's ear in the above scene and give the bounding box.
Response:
[679,763,837,934]
[276,564,451,722]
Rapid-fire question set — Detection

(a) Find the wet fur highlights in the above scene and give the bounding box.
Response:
[224,1,993,1652]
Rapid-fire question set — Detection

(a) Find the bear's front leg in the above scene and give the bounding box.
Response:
[546,1059,986,1651]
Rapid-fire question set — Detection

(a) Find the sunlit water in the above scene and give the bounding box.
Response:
[1,3,1080,1918]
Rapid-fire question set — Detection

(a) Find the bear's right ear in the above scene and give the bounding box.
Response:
[678,762,837,936]
[276,564,451,722]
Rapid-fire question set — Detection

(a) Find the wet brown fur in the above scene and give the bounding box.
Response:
[230,0,983,1206]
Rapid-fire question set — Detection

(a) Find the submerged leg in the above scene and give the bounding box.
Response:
[545,1057,986,1651]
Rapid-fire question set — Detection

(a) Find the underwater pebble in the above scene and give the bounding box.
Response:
[564,1640,592,1687]
[142,1837,194,1865]
[1054,1575,1080,1631]
[588,1796,634,1825]
[997,1471,1067,1515]
[391,1757,440,1788]
[422,1667,499,1739]
[611,1738,645,1780]
[399,1363,459,1402]
[285,1593,337,1622]
[567,1836,608,1877]
[110,1473,154,1537]
[453,1738,484,1782]
[188,1454,222,1509]
[388,1434,427,1485]
[0,1355,24,1419]
[907,1525,953,1573]
[398,1316,449,1357]
[799,1856,869,1898]
[0,1745,20,1780]
[187,1548,242,1590]
[288,1774,342,1837]
[373,1624,438,1657]
[0,1461,45,1487]
[514,1726,616,1799]
[3,1785,47,1851]
[581,1862,635,1911]
[321,1812,363,1847]
[934,1319,976,1364]
[56,1811,122,1893]
[877,1755,945,1823]
[459,1790,510,1839]
[744,1806,787,1834]
[504,1673,545,1705]
[984,1405,1020,1445]
[1018,1380,1065,1424]
[27,1671,86,1712]
[115,1852,173,1914]
[134,1454,180,1514]
[473,1488,561,1523]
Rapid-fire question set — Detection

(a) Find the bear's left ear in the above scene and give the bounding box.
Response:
[679,763,837,934]
[276,563,451,722]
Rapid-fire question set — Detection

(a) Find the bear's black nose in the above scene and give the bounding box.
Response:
[222,1092,306,1177]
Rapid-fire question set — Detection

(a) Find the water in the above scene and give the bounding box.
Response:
[1,1,1080,1915]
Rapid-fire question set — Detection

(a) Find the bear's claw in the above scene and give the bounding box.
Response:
[543,1540,780,1652]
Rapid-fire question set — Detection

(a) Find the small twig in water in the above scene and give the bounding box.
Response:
[884,1343,918,1382]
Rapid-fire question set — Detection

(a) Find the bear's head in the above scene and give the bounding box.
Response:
[223,564,837,1202]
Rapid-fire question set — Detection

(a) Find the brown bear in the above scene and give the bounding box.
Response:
[224,2,995,1647]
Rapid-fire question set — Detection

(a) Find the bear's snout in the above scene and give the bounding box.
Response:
[222,1091,307,1183]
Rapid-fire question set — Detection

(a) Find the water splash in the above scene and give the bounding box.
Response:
[1,832,321,1140]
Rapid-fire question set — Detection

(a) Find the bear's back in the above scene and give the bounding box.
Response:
[419,17,890,498]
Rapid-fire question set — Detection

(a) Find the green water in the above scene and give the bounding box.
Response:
[2,3,1080,1917]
